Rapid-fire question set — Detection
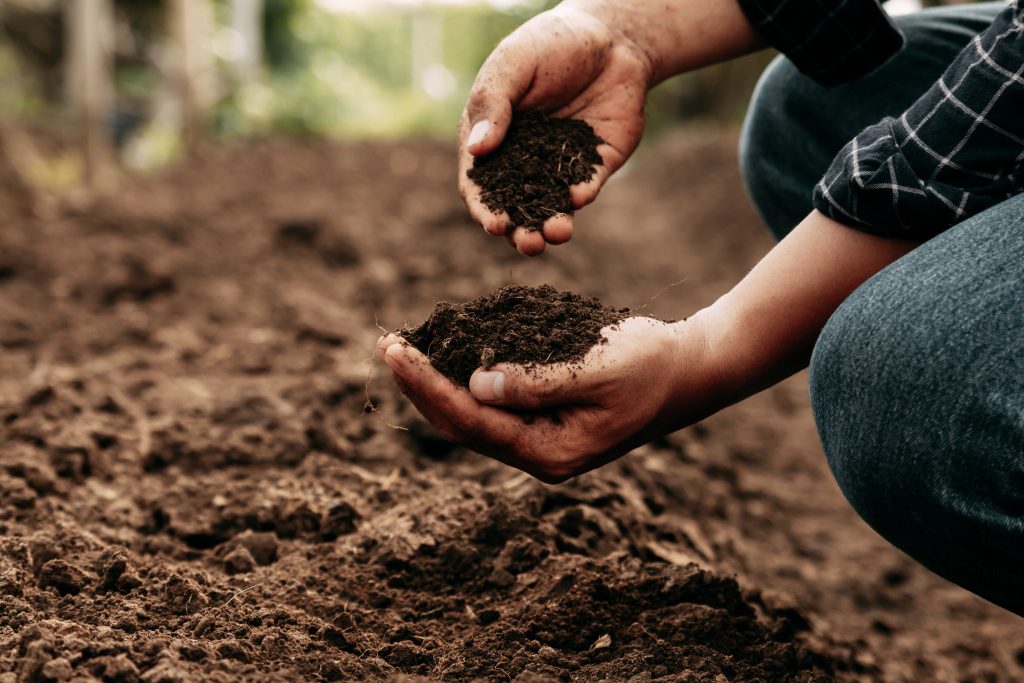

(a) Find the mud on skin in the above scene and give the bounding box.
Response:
[468,111,604,230]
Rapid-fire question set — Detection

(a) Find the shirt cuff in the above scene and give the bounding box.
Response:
[736,0,905,86]
[811,119,1013,240]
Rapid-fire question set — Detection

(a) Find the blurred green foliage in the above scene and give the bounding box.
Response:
[212,0,770,140]
[0,0,890,142]
[215,1,560,139]
[0,42,44,121]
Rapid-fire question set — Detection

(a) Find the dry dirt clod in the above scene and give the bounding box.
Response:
[37,560,91,596]
[233,530,279,566]
[223,546,257,575]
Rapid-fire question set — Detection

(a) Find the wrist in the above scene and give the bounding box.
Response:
[554,0,660,87]
[660,308,736,429]
[562,0,764,85]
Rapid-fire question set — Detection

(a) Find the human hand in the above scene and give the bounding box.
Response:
[377,315,719,483]
[458,3,653,256]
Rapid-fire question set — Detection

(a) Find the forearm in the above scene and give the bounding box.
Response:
[559,0,765,85]
[679,210,919,413]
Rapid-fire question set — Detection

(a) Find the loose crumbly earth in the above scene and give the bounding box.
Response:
[1,132,1022,682]
[401,285,630,387]
[467,111,603,230]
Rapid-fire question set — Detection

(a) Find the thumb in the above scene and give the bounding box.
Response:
[463,88,512,157]
[469,363,591,410]
[463,44,533,156]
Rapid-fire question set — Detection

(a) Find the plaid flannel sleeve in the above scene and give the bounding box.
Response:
[813,2,1024,238]
[736,0,905,85]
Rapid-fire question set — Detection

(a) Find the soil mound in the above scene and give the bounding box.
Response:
[401,284,629,387]
[467,111,603,230]
[2,135,1019,682]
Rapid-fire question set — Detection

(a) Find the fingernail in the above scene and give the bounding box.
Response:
[384,343,403,367]
[467,120,490,148]
[472,371,504,402]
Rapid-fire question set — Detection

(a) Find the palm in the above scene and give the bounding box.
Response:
[377,317,685,483]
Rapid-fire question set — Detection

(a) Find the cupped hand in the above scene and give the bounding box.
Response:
[377,316,716,483]
[458,4,653,256]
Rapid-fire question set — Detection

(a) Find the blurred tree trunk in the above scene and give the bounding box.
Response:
[64,0,114,188]
[0,126,34,217]
[230,0,264,85]
[168,0,217,149]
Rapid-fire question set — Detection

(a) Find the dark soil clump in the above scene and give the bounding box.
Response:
[468,111,604,230]
[402,284,629,387]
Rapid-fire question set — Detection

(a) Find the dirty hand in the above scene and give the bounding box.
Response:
[377,316,719,483]
[458,2,652,256]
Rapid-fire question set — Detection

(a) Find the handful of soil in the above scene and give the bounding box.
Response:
[468,111,604,231]
[401,285,629,387]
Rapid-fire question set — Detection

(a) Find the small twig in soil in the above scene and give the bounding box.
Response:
[515,206,536,224]
[224,582,261,606]
[109,385,152,461]
[362,316,409,432]
[632,621,664,644]
[27,346,53,387]
[502,472,533,490]
[634,277,690,313]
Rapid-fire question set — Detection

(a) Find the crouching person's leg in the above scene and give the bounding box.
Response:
[739,3,1001,240]
[808,195,1024,615]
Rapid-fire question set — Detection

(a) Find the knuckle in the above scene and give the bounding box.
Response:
[466,86,493,117]
[449,411,484,439]
[533,466,572,486]
[513,373,556,408]
[434,424,465,445]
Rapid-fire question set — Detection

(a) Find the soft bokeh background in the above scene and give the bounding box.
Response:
[5,4,1024,683]
[0,0,973,196]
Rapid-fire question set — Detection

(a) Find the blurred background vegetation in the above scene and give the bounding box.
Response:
[0,0,973,189]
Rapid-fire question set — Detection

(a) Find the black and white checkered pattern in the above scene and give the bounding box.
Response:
[737,0,905,86]
[812,2,1024,237]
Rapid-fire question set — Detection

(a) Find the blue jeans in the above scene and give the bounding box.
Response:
[740,4,1024,616]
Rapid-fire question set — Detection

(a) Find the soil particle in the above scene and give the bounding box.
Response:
[222,546,256,575]
[232,530,279,566]
[467,111,603,230]
[37,560,90,596]
[40,657,73,682]
[402,284,630,387]
[95,654,141,683]
[161,575,208,615]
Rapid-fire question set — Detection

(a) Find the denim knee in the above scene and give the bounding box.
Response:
[739,56,825,240]
[740,56,794,240]
[808,288,902,538]
[808,255,1024,612]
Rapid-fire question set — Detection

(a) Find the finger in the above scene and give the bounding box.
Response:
[512,227,546,256]
[541,213,573,245]
[385,343,487,443]
[377,333,402,356]
[463,40,535,157]
[469,361,600,410]
[386,344,594,483]
[569,163,610,209]
[384,343,523,449]
[461,175,511,235]
[458,128,512,237]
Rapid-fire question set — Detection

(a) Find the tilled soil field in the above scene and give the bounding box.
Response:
[1,131,1022,682]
